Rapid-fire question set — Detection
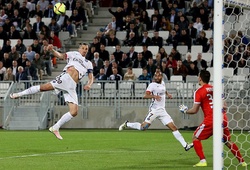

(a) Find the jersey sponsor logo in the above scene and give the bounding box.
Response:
[72,58,87,69]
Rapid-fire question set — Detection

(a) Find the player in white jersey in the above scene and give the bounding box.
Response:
[10,43,94,140]
[119,71,193,151]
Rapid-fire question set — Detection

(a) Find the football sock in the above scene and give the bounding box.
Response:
[172,130,187,147]
[53,112,73,130]
[227,142,244,163]
[18,85,40,96]
[193,139,205,160]
[127,122,141,130]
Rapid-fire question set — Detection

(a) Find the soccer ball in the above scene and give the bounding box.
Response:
[54,2,66,15]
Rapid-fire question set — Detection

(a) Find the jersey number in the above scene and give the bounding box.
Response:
[207,94,213,108]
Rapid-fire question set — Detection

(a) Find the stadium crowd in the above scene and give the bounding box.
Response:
[0,0,249,84]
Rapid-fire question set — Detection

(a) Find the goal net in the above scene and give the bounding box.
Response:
[223,0,250,169]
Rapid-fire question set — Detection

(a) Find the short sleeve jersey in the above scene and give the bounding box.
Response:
[63,51,93,80]
[194,84,214,119]
[146,81,166,110]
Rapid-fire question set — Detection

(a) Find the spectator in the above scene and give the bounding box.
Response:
[188,62,199,76]
[149,15,160,31]
[173,60,189,81]
[8,25,21,39]
[33,15,45,34]
[17,53,29,68]
[123,67,136,81]
[11,60,18,76]
[109,67,123,81]
[38,32,48,45]
[99,44,110,61]
[91,61,99,76]
[37,0,49,13]
[170,48,181,61]
[107,60,123,78]
[141,44,153,61]
[160,60,171,80]
[194,53,208,72]
[126,22,139,39]
[0,61,6,80]
[204,16,214,30]
[154,53,162,67]
[177,16,189,31]
[139,10,150,30]
[50,31,62,50]
[108,7,124,31]
[31,39,41,54]
[101,60,110,76]
[0,39,12,56]
[40,46,52,76]
[224,53,237,75]
[159,16,172,31]
[65,18,74,37]
[166,29,179,48]
[205,37,213,53]
[133,53,147,68]
[16,66,28,82]
[147,0,158,10]
[24,60,38,80]
[237,31,249,45]
[151,31,163,48]
[66,0,76,10]
[57,12,69,30]
[32,53,45,80]
[86,46,96,61]
[70,9,82,29]
[158,47,168,60]
[11,9,22,30]
[90,37,100,52]
[9,46,19,61]
[187,21,198,40]
[193,17,203,35]
[95,68,107,80]
[2,53,12,68]
[113,44,123,63]
[123,32,137,46]
[166,55,177,69]
[48,17,61,36]
[146,58,157,76]
[29,4,43,18]
[19,1,29,20]
[197,8,208,26]
[126,46,138,62]
[135,18,145,37]
[0,9,8,27]
[15,39,26,56]
[138,68,151,81]
[237,58,247,68]
[178,29,192,50]
[44,2,55,18]
[107,33,120,46]
[119,53,131,68]
[138,31,151,46]
[23,24,38,39]
[5,3,13,19]
[4,67,15,81]
[92,52,103,70]
[0,26,8,43]
[183,52,193,69]
[24,46,36,62]
[196,30,208,52]
[168,9,178,26]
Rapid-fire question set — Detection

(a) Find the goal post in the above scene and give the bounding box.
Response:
[214,0,250,169]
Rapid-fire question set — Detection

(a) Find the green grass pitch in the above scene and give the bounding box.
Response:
[0,129,248,170]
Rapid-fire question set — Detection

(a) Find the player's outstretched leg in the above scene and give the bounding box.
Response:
[10,85,40,99]
[184,143,194,151]
[119,120,129,131]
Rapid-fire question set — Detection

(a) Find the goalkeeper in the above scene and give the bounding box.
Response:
[179,70,247,167]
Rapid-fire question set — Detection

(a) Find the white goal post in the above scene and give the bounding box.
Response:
[214,0,250,169]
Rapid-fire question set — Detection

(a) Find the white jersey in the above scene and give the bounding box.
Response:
[63,51,93,80]
[146,81,166,110]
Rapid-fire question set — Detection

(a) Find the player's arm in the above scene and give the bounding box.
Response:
[165,91,172,99]
[186,103,200,114]
[84,72,93,90]
[47,44,66,60]
[144,91,161,101]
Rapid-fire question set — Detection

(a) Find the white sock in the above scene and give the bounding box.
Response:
[127,122,141,130]
[172,130,187,147]
[200,159,206,163]
[53,112,73,130]
[18,85,40,97]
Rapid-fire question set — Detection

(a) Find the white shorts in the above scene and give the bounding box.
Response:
[50,72,78,105]
[144,108,173,125]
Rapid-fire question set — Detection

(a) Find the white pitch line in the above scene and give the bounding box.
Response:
[0,150,151,160]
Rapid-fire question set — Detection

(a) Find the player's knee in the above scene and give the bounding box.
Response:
[140,124,149,131]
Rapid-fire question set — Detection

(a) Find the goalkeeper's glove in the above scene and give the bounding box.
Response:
[179,104,188,114]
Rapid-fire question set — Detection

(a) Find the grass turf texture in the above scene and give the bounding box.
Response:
[0,129,248,170]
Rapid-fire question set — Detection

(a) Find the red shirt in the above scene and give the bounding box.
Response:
[52,35,62,48]
[194,84,214,120]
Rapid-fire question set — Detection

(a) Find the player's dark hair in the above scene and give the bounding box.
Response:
[199,70,210,83]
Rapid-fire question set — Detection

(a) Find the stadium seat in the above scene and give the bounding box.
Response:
[104,82,116,97]
[10,39,18,46]
[159,31,169,41]
[29,18,36,25]
[163,45,173,54]
[170,75,183,81]
[186,75,198,82]
[177,45,188,55]
[202,52,213,66]
[132,68,142,78]
[134,82,147,97]
[146,9,154,18]
[147,46,159,59]
[204,30,213,38]
[23,39,33,46]
[223,68,234,78]
[238,67,249,76]
[58,31,70,51]
[191,45,203,55]
[65,10,72,17]
[89,83,102,97]
[148,31,154,38]
[105,46,116,54]
[119,82,132,97]
[116,31,127,41]
[0,39,3,47]
[43,18,51,26]
[134,46,142,53]
[0,83,10,98]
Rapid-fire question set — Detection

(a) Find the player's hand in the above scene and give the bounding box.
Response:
[47,44,54,51]
[83,84,91,90]
[154,95,161,101]
[167,93,172,99]
[179,104,188,114]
